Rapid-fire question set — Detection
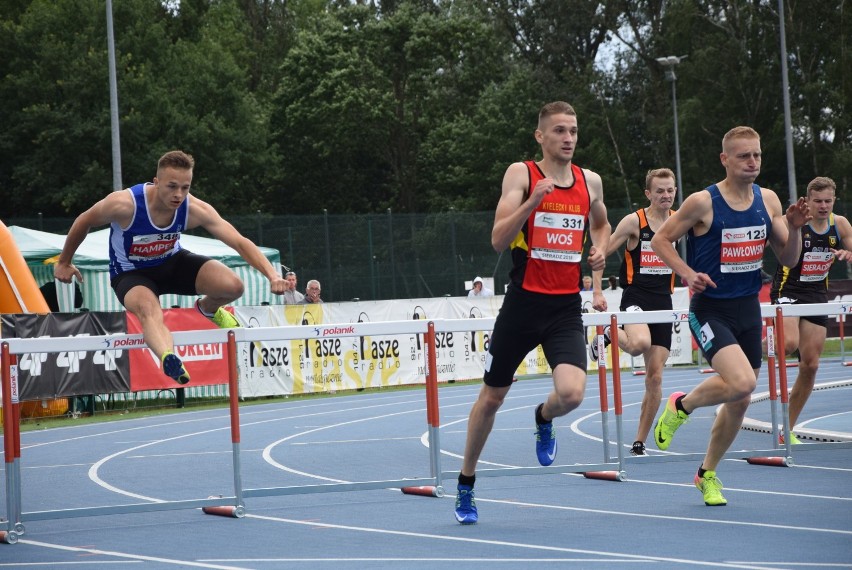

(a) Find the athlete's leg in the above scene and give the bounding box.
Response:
[681,344,757,412]
[194,259,245,313]
[702,385,754,471]
[122,285,173,359]
[781,315,801,357]
[788,318,825,427]
[695,347,757,471]
[541,363,587,420]
[460,384,512,476]
[619,323,652,357]
[634,345,669,443]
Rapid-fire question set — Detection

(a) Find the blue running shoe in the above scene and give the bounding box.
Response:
[535,417,557,466]
[454,485,477,524]
[161,351,190,385]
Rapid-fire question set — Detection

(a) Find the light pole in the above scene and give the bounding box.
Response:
[656,55,687,258]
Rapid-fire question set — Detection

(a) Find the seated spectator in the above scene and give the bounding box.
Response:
[468,276,494,297]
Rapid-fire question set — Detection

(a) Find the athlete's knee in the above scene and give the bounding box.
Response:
[552,381,585,408]
[727,371,757,399]
[220,274,245,300]
[477,386,507,413]
[783,339,798,356]
[797,353,820,376]
[644,372,663,392]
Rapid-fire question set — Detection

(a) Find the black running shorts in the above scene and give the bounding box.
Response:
[111,249,212,307]
[483,286,586,388]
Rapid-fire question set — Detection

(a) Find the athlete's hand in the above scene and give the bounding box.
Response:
[785,197,811,229]
[269,275,288,295]
[527,178,554,209]
[591,290,607,312]
[587,245,606,271]
[685,272,716,294]
[54,261,83,284]
[832,248,852,263]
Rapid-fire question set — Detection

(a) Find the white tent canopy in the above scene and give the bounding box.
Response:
[9,226,283,311]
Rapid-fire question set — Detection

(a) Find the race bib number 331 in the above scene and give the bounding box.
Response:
[529,212,584,263]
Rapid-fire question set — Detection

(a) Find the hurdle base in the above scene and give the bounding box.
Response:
[0,531,18,545]
[746,456,791,467]
[582,471,626,482]
[202,505,246,518]
[401,485,445,498]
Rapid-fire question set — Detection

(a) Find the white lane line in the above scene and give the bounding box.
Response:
[466,496,852,535]
[232,513,788,570]
[14,539,251,570]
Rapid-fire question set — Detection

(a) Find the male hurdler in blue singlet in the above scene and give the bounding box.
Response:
[56,151,287,385]
[650,127,810,506]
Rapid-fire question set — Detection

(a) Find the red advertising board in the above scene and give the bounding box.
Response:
[127,308,230,391]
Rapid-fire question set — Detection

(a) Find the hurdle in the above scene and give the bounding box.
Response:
[752,302,852,459]
[1,330,248,540]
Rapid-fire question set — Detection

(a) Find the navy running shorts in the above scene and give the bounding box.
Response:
[688,293,763,369]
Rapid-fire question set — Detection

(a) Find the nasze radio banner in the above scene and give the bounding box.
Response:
[232,289,693,398]
[1,312,129,400]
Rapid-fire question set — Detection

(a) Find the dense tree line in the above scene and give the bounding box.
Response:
[1,0,849,219]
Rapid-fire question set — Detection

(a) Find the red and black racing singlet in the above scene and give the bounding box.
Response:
[619,208,676,294]
[508,161,590,295]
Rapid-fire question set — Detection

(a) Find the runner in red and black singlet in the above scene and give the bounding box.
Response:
[453,101,611,525]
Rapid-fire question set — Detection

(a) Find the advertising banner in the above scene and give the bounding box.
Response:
[1,312,129,400]
[233,289,693,397]
[127,308,229,391]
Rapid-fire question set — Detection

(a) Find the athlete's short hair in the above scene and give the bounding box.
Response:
[538,101,576,129]
[645,168,676,190]
[722,126,760,152]
[157,150,195,172]
[806,176,836,196]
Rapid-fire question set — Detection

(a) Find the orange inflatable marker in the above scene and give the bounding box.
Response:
[0,221,50,314]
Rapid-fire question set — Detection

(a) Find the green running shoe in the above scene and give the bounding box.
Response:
[197,300,240,328]
[779,432,801,445]
[694,470,727,506]
[654,391,689,450]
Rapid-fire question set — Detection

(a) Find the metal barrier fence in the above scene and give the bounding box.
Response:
[2,304,851,544]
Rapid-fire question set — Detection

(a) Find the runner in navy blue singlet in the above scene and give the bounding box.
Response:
[649,127,810,506]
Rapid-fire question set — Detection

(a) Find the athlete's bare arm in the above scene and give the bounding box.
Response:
[585,170,610,311]
[491,162,555,252]
[188,198,287,293]
[55,191,135,283]
[764,189,809,267]
[651,190,716,294]
[831,215,852,262]
[591,211,638,308]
